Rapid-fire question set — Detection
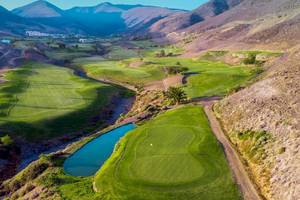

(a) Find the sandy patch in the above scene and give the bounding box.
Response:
[144,74,183,91]
[129,60,144,68]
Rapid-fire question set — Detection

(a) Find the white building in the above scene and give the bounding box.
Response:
[25,31,66,38]
[0,39,11,44]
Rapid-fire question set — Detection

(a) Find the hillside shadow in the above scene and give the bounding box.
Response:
[0,85,126,143]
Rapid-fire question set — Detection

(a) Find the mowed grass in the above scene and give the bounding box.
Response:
[141,57,257,98]
[94,106,241,200]
[73,43,258,97]
[75,60,166,85]
[181,60,257,98]
[0,63,119,141]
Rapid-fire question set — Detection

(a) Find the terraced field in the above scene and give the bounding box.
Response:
[94,106,241,200]
[0,62,119,141]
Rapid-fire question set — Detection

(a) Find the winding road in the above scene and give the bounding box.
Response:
[196,99,262,200]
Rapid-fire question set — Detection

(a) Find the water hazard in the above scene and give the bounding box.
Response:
[63,123,136,176]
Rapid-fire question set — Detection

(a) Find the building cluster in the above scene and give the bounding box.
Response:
[25,31,66,38]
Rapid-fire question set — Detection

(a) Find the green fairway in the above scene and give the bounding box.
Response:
[106,46,139,60]
[76,60,166,85]
[0,63,119,141]
[181,60,257,98]
[73,43,259,97]
[94,106,241,200]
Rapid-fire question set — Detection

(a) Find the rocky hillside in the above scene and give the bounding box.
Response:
[149,0,244,35]
[215,46,300,200]
[150,0,300,50]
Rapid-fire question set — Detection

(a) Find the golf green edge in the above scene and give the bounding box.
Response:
[94,105,241,200]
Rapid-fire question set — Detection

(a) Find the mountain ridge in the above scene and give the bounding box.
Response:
[4,0,185,36]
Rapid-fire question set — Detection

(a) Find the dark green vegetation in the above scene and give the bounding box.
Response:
[0,135,13,146]
[94,106,241,200]
[0,62,119,142]
[229,130,271,165]
[164,86,187,105]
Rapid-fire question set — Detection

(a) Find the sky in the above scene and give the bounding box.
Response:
[1,0,208,10]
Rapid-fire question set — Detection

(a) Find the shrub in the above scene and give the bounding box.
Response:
[0,135,13,146]
[243,53,257,65]
[164,66,188,75]
[156,50,166,57]
[278,147,286,154]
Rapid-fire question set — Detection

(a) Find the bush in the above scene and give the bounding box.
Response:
[0,135,13,146]
[120,90,136,98]
[164,66,188,75]
[243,54,257,65]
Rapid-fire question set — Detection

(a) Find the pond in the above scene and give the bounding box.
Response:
[63,123,136,176]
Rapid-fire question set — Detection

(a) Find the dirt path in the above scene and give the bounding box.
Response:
[196,99,261,200]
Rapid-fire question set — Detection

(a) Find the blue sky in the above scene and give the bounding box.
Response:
[1,0,208,10]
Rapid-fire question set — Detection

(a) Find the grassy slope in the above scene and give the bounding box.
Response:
[80,60,166,85]
[0,62,119,141]
[94,106,241,200]
[182,60,256,98]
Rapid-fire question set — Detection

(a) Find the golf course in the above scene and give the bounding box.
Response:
[94,106,241,200]
[0,40,279,200]
[73,44,261,98]
[0,62,120,141]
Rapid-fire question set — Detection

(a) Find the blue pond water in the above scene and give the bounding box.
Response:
[63,123,136,176]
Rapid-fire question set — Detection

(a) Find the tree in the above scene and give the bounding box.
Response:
[156,49,166,57]
[57,42,66,49]
[164,87,187,105]
[243,53,257,65]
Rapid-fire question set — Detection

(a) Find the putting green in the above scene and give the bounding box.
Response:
[0,62,119,141]
[94,106,241,200]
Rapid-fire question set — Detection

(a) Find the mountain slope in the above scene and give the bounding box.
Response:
[0,5,46,35]
[65,3,184,35]
[122,6,184,32]
[12,0,64,18]
[150,0,244,34]
[10,0,184,36]
[182,0,300,53]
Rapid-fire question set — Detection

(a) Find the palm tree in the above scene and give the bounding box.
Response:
[164,87,187,105]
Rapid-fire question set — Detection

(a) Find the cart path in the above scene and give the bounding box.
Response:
[197,99,262,200]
